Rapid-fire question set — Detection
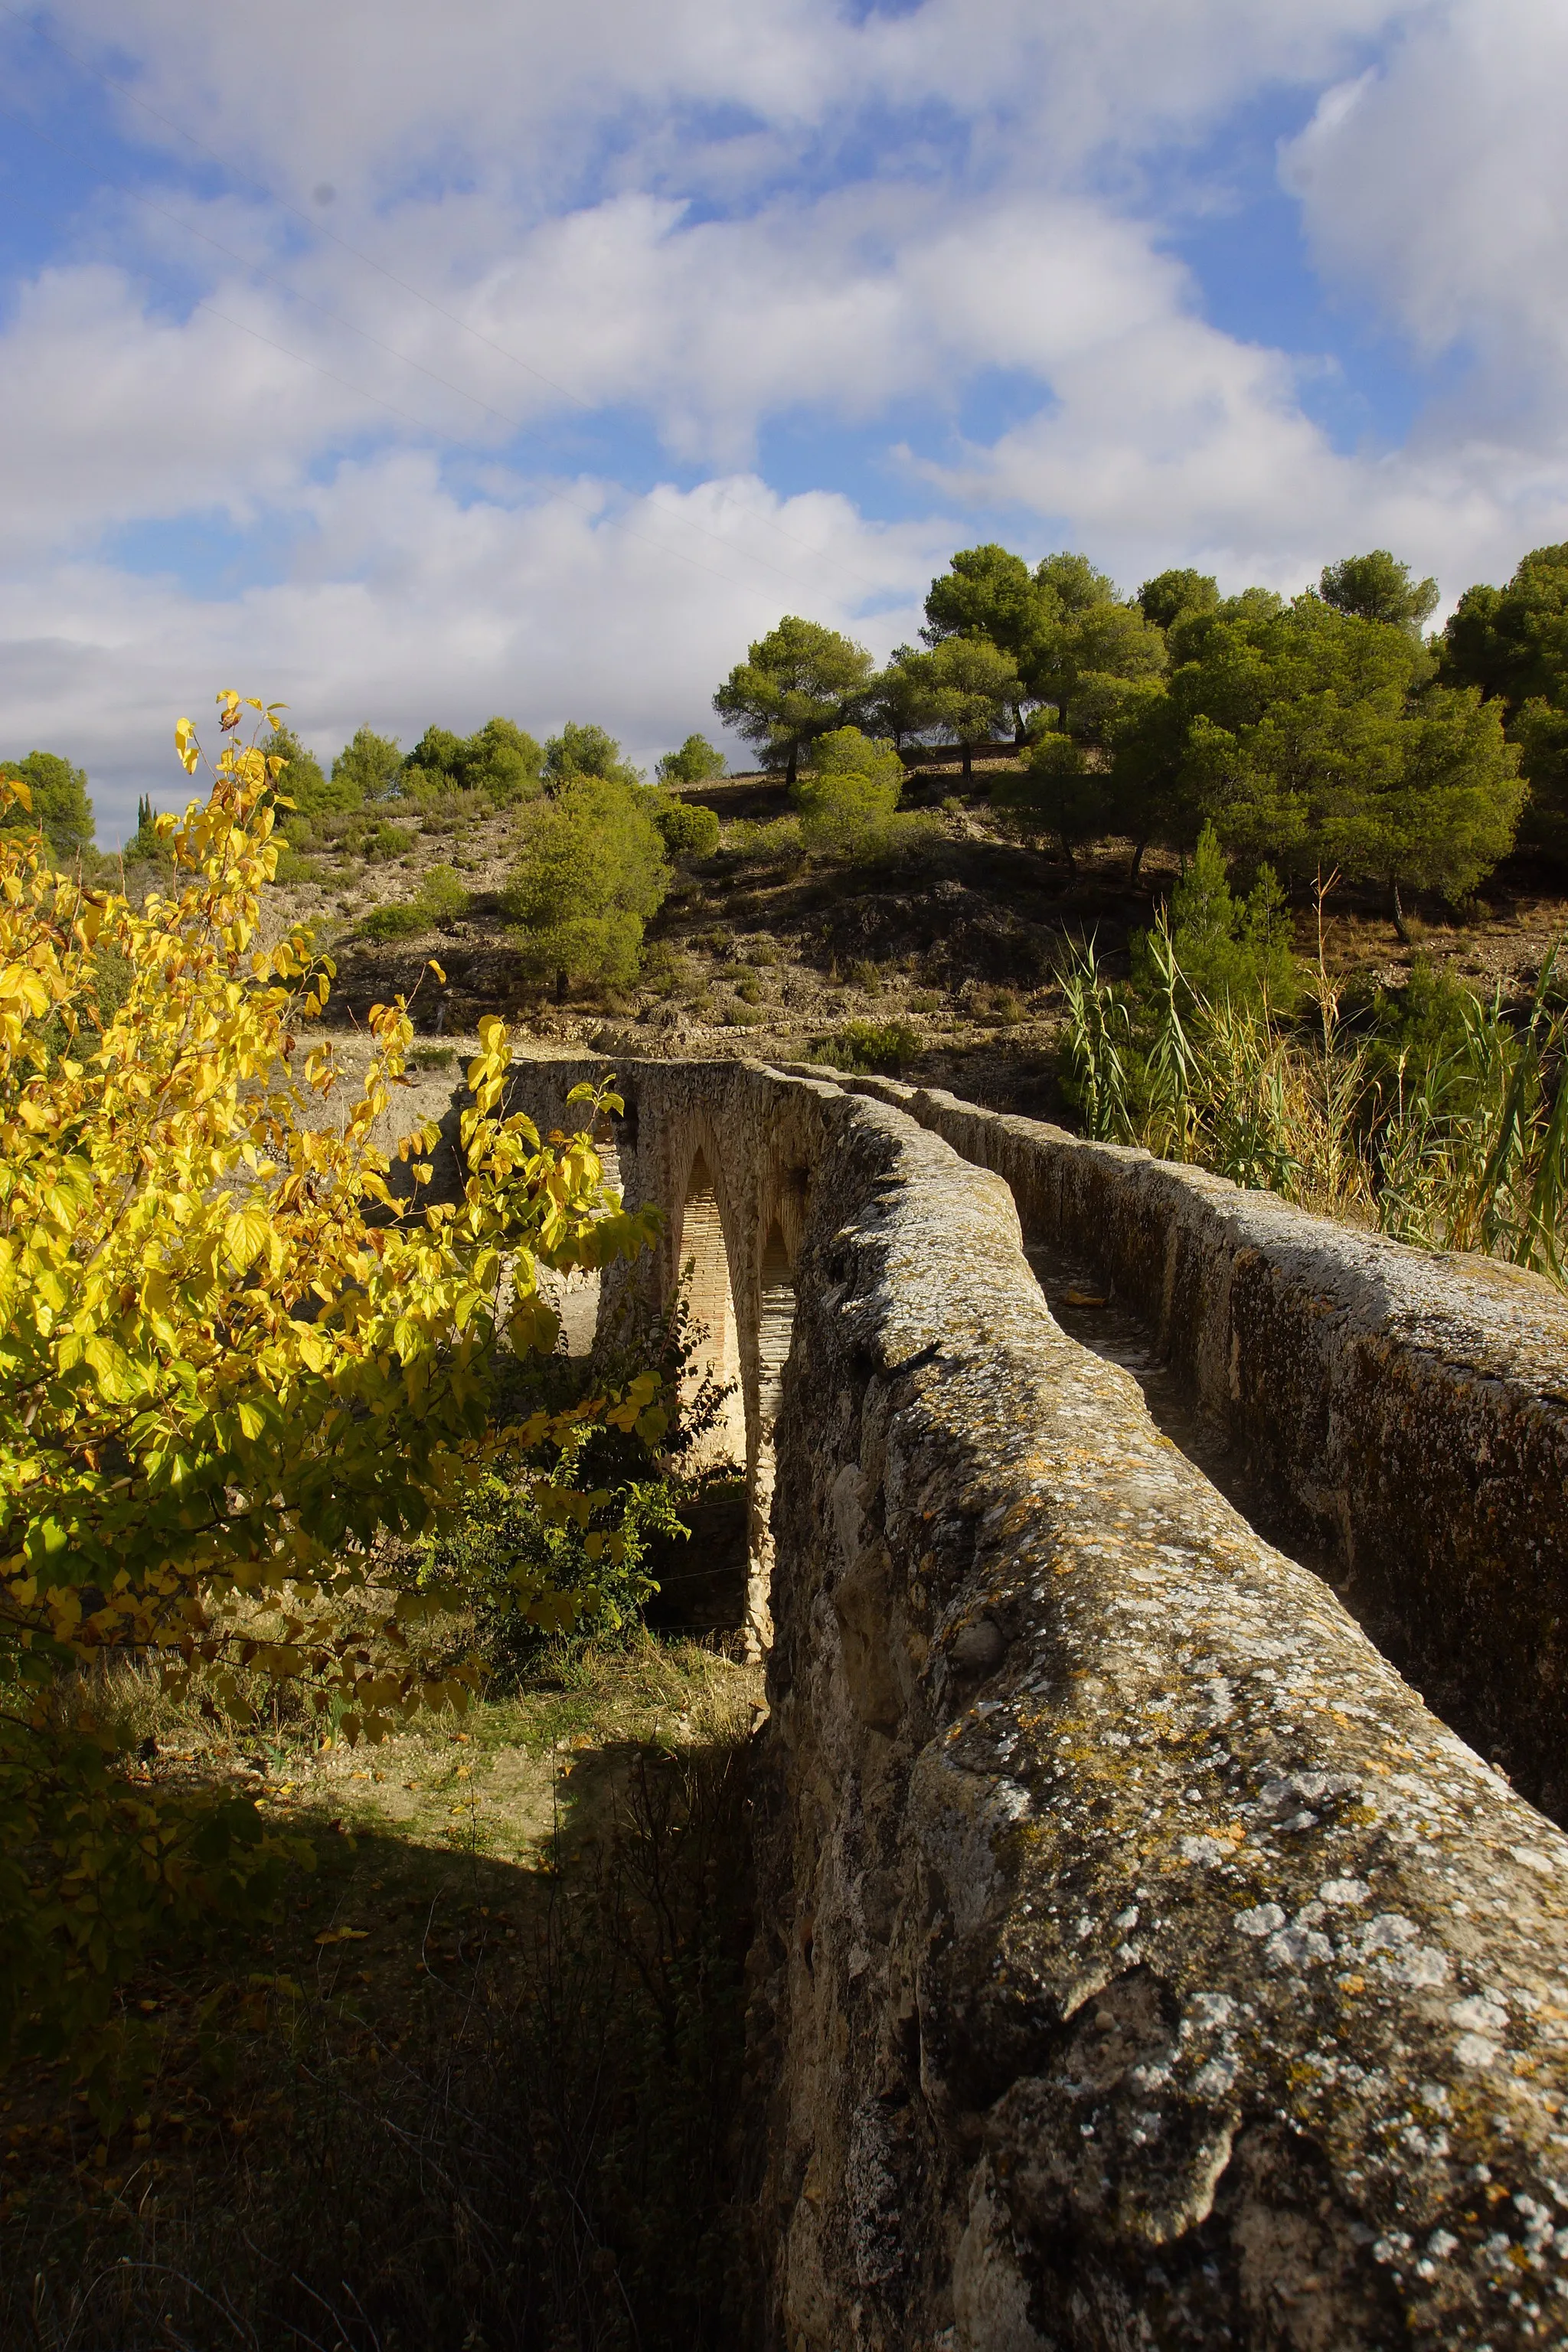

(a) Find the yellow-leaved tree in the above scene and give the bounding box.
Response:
[0,693,663,2101]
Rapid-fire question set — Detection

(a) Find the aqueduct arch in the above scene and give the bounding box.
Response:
[501,1047,1568,2351]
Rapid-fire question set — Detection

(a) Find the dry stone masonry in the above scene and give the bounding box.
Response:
[500,1050,1568,2351]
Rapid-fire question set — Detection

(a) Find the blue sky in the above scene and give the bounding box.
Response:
[2,0,1566,838]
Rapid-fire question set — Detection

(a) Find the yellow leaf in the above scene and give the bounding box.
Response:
[224,1200,272,1272]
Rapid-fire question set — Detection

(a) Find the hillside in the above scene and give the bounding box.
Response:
[230,750,1568,1125]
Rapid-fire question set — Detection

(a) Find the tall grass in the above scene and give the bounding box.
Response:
[1060,906,1568,1288]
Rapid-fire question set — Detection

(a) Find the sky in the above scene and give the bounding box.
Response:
[3,0,1568,839]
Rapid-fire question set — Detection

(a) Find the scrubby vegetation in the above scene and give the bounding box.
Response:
[0,695,769,2348]
[0,697,669,2100]
[3,534,1568,2333]
[3,546,1564,1290]
[1060,883,1567,1282]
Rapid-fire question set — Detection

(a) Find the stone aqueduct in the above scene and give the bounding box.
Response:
[477,1050,1568,2348]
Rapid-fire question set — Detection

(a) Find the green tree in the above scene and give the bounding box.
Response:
[1034,550,1117,613]
[1511,701,1568,863]
[1441,543,1568,862]
[331,725,404,803]
[1132,825,1298,1013]
[261,723,341,820]
[1024,598,1168,737]
[1,751,95,866]
[712,616,875,784]
[504,777,671,999]
[1321,550,1439,636]
[404,724,466,789]
[544,722,642,790]
[466,716,544,803]
[655,733,727,786]
[899,636,1021,776]
[923,544,1040,658]
[792,729,911,861]
[1168,596,1523,917]
[1442,543,1568,707]
[864,647,938,754]
[406,718,544,806]
[1138,569,1220,631]
[991,731,1109,868]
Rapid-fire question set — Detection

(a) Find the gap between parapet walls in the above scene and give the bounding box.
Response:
[795,1063,1568,1829]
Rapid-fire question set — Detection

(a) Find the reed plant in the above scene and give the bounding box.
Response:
[1059,896,1567,1287]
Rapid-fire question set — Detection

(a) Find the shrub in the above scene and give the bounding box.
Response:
[1131,825,1299,1015]
[723,997,770,1027]
[359,864,469,941]
[653,795,721,861]
[504,776,671,998]
[639,942,694,998]
[657,733,727,786]
[727,814,804,867]
[364,821,416,861]
[404,779,490,834]
[273,846,325,887]
[809,1017,923,1073]
[418,861,469,924]
[0,697,668,2093]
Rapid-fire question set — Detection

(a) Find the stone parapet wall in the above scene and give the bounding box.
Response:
[803,1069,1568,1826]
[498,1052,1568,2348]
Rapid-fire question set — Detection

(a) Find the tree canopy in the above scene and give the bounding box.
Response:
[1441,542,1568,861]
[407,717,544,805]
[503,776,671,998]
[0,750,94,866]
[655,733,726,786]
[712,616,874,783]
[1158,593,1521,906]
[897,636,1021,774]
[713,531,1554,899]
[1321,550,1439,636]
[544,723,642,790]
[332,724,405,803]
[922,544,1040,661]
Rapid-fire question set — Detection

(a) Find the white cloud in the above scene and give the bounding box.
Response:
[0,459,948,839]
[6,0,1568,844]
[46,0,1417,201]
[1281,0,1568,415]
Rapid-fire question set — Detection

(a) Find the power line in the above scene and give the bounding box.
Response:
[0,0,903,600]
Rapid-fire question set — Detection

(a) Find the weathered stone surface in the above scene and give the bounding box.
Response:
[498,1052,1568,2350]
[812,1070,1568,1824]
